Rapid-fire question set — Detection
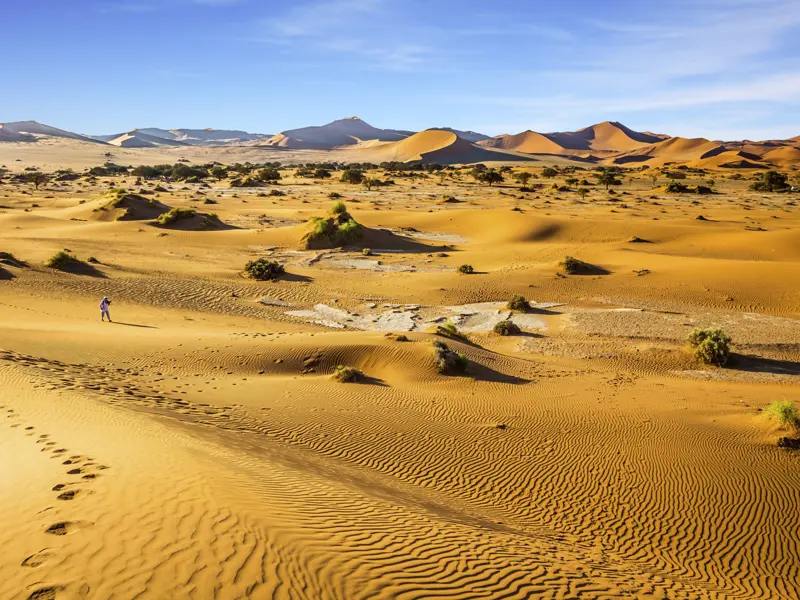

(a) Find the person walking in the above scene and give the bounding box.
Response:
[100,296,112,322]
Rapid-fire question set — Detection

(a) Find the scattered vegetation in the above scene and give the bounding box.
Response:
[457,264,474,274]
[432,340,469,374]
[560,256,586,274]
[332,365,364,383]
[506,294,529,311]
[304,202,363,248]
[244,258,285,281]
[45,250,83,271]
[493,320,521,336]
[687,327,731,366]
[156,207,197,225]
[750,171,789,192]
[765,400,799,431]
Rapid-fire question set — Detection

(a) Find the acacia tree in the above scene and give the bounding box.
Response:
[541,167,557,178]
[340,169,364,184]
[478,170,504,186]
[597,170,621,190]
[25,171,49,190]
[362,177,382,191]
[210,166,228,181]
[515,172,532,186]
[577,188,589,201]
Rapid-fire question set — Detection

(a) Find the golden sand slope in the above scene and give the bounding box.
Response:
[1,164,800,599]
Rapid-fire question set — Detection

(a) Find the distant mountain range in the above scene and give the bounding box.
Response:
[1,118,798,168]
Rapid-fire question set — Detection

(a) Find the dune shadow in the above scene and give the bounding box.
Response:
[566,262,611,276]
[465,361,530,385]
[0,266,14,280]
[728,354,800,376]
[57,262,106,278]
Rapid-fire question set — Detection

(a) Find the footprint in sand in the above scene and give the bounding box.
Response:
[44,521,91,536]
[26,586,62,600]
[21,549,53,568]
[56,489,82,501]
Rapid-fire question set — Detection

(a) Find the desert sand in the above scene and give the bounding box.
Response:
[1,141,800,600]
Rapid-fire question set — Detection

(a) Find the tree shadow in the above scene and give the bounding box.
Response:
[728,354,800,376]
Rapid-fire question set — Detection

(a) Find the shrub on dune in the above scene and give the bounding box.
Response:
[493,320,521,336]
[765,400,799,430]
[560,256,585,274]
[432,340,469,374]
[244,258,285,281]
[457,264,474,274]
[46,250,83,271]
[157,207,196,225]
[506,294,529,311]
[687,327,731,366]
[332,365,364,383]
[303,202,363,248]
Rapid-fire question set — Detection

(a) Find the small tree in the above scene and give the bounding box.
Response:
[362,177,382,191]
[257,167,281,182]
[210,166,228,181]
[340,169,364,184]
[750,171,789,192]
[478,170,504,186]
[25,171,49,190]
[515,172,532,186]
[577,188,589,201]
[541,167,557,178]
[314,168,331,179]
[597,170,621,190]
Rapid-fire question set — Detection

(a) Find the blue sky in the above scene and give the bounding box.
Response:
[3,0,800,140]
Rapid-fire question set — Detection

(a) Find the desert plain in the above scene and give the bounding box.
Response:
[1,123,799,600]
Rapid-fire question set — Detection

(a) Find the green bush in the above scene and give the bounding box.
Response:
[560,256,584,274]
[332,365,363,383]
[507,294,529,311]
[493,320,521,336]
[157,207,196,225]
[687,328,731,366]
[244,258,285,281]
[765,401,799,430]
[331,201,348,215]
[304,202,362,247]
[457,264,474,274]
[432,340,469,374]
[46,250,82,270]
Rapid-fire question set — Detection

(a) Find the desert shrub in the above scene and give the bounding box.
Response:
[203,198,217,204]
[87,256,99,264]
[457,264,474,274]
[695,185,713,195]
[687,327,731,366]
[362,248,372,256]
[765,400,799,430]
[328,192,342,199]
[750,171,789,192]
[507,294,529,311]
[437,321,460,337]
[304,202,362,247]
[560,256,585,274]
[394,334,410,342]
[157,207,196,225]
[493,320,521,336]
[332,365,363,383]
[666,181,688,193]
[268,189,285,197]
[432,340,469,374]
[244,258,285,281]
[46,250,82,270]
[257,167,281,182]
[340,169,364,184]
[335,218,361,244]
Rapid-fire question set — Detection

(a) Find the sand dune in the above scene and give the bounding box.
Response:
[351,129,529,164]
[0,121,105,145]
[1,160,800,598]
[261,117,413,150]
